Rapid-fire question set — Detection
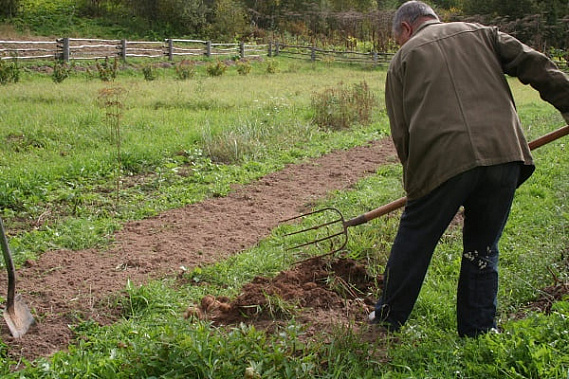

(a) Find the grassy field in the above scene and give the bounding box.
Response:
[0,59,568,377]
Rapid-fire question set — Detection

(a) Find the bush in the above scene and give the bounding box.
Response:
[52,61,72,83]
[0,57,20,85]
[236,60,252,75]
[311,81,375,129]
[142,64,157,81]
[206,60,227,77]
[175,59,196,80]
[266,59,279,74]
[93,56,119,82]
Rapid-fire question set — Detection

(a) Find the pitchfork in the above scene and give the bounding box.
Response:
[281,124,569,258]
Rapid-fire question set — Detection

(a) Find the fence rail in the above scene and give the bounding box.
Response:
[0,38,392,66]
[4,37,565,70]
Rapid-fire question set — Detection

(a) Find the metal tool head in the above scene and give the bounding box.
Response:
[4,294,35,339]
[281,207,349,256]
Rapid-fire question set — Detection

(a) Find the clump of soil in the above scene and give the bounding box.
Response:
[189,257,382,332]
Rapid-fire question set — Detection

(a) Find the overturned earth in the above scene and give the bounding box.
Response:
[0,137,567,364]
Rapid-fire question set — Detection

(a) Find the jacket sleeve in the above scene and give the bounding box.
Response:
[494,28,569,115]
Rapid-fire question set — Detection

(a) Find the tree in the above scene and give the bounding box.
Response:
[0,0,19,18]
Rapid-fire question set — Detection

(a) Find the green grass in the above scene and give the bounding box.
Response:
[0,59,388,261]
[1,63,568,377]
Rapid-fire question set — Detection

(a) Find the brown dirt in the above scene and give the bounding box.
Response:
[3,136,566,365]
[0,138,400,362]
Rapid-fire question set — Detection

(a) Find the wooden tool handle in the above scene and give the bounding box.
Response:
[528,125,569,150]
[345,196,407,227]
[344,124,569,228]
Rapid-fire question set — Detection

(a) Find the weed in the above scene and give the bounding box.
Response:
[266,59,279,74]
[263,293,298,319]
[52,61,72,83]
[98,85,127,207]
[0,56,20,85]
[175,59,196,80]
[206,59,227,77]
[311,81,375,130]
[94,56,119,82]
[141,64,156,81]
[236,60,252,75]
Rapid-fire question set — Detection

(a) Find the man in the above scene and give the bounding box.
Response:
[369,1,569,337]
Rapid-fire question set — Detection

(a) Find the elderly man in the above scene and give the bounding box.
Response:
[370,1,569,337]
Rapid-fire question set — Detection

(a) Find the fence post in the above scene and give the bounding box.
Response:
[275,41,280,56]
[311,46,316,62]
[167,39,174,61]
[59,37,70,62]
[240,41,245,59]
[372,51,378,66]
[120,40,127,61]
[206,41,211,58]
[268,41,272,57]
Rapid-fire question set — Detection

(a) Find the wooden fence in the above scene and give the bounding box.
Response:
[2,37,565,70]
[0,37,391,66]
[272,42,394,65]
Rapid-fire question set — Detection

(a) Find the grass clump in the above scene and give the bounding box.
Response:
[0,57,20,84]
[311,81,375,129]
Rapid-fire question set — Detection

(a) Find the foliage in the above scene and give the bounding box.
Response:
[0,57,20,85]
[206,59,227,77]
[51,61,72,83]
[141,63,156,81]
[236,60,252,76]
[175,59,196,80]
[265,59,279,74]
[0,0,19,18]
[311,80,375,129]
[93,56,119,82]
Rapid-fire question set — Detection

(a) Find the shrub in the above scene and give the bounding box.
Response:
[236,60,252,75]
[266,59,279,74]
[52,61,72,83]
[311,81,375,130]
[206,60,227,77]
[94,56,119,82]
[142,64,157,81]
[0,57,20,85]
[175,59,196,80]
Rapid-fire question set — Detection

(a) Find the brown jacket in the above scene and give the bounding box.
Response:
[386,20,569,200]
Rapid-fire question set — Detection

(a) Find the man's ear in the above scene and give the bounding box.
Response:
[401,21,413,39]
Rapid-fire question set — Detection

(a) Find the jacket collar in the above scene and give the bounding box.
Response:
[413,19,441,38]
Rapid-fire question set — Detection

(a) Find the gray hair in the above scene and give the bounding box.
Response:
[393,1,439,36]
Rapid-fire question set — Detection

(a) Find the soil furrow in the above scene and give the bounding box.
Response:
[0,139,397,360]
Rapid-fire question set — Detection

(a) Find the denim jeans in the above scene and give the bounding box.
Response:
[374,162,521,337]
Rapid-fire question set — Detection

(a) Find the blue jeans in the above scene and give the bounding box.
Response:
[374,162,521,337]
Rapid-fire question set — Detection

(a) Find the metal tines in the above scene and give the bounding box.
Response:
[281,207,349,257]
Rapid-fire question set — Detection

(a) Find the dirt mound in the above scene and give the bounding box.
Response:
[192,257,381,328]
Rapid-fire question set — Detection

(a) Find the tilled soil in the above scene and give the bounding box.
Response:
[0,138,400,361]
[2,137,567,364]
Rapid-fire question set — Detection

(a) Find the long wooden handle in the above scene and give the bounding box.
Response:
[345,124,569,228]
[528,124,569,150]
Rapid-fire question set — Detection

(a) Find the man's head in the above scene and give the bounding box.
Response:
[393,1,439,46]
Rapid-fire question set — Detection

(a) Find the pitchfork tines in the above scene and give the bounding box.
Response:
[281,197,409,257]
[281,207,350,256]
